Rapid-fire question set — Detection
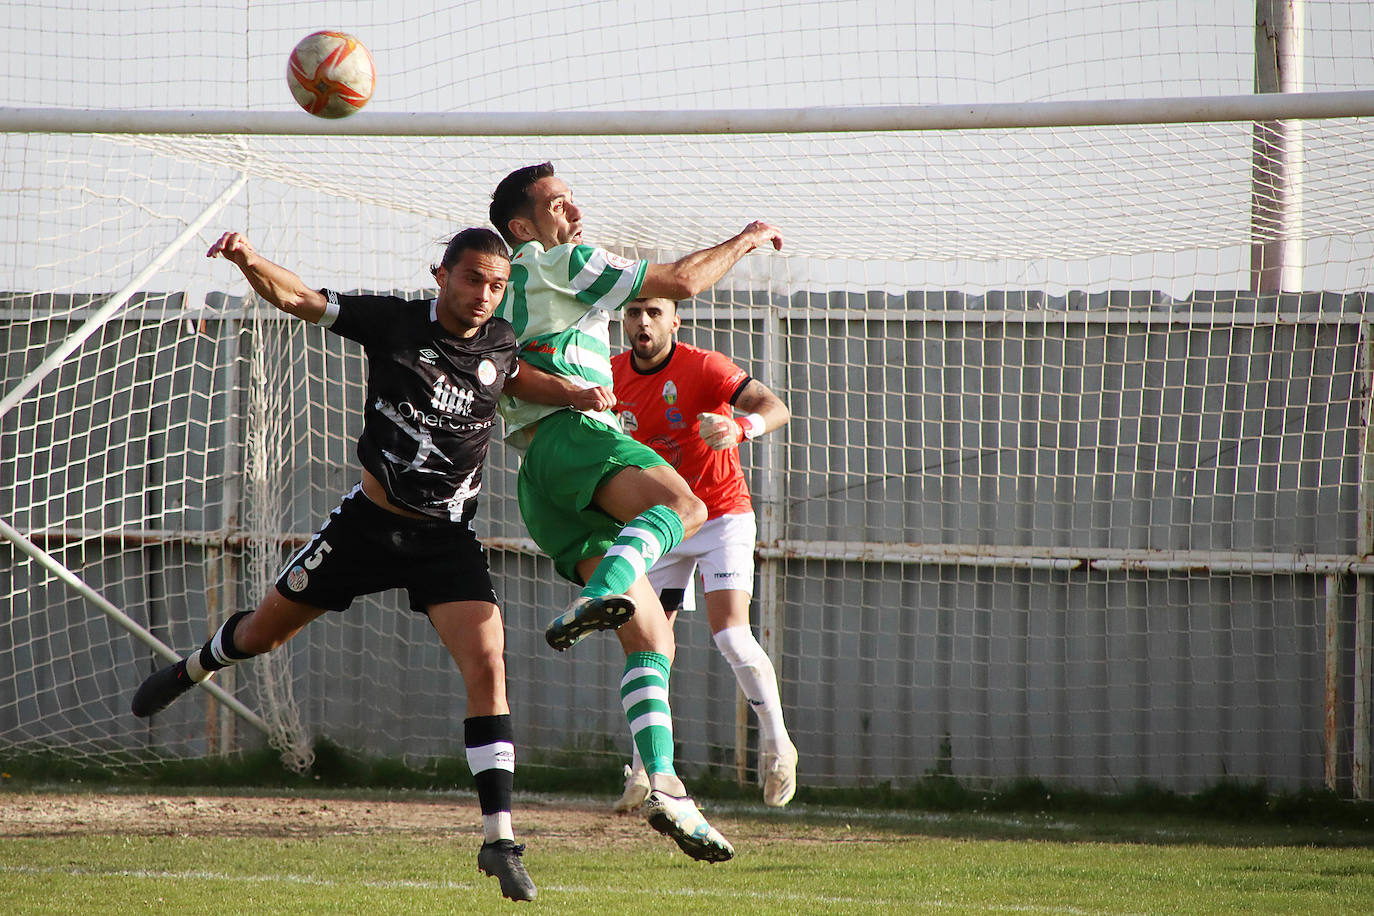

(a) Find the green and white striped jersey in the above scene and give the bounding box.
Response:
[495,239,647,449]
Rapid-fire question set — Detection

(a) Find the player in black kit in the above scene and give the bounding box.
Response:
[130,227,609,902]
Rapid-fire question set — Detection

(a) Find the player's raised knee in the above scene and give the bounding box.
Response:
[673,492,707,538]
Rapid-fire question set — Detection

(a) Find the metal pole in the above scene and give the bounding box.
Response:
[218,312,244,757]
[0,515,270,735]
[1326,574,1342,791]
[1250,0,1305,293]
[750,292,789,785]
[1356,319,1374,798]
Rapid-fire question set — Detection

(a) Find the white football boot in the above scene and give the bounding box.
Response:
[760,742,798,807]
[641,790,734,862]
[613,764,651,814]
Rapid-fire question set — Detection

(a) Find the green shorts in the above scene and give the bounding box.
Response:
[517,409,669,583]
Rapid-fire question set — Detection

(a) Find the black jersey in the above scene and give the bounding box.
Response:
[319,289,520,522]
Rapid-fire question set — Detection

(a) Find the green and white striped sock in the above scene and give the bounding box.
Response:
[620,651,675,777]
[583,504,684,599]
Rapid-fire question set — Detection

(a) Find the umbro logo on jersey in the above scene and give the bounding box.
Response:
[419,348,439,363]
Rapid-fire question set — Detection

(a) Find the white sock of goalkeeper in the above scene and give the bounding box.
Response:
[713,625,792,752]
[466,714,516,843]
[184,610,256,682]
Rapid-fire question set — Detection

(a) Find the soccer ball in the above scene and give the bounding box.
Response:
[286,31,375,119]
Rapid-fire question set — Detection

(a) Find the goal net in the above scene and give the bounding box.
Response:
[5,1,1374,796]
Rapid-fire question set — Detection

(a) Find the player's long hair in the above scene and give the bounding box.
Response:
[430,227,510,279]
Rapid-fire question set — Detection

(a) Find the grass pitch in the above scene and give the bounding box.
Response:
[1,789,1371,915]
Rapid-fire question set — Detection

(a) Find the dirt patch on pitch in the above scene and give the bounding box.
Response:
[0,790,865,851]
[0,791,643,843]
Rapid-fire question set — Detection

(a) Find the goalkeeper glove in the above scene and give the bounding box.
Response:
[697,412,763,450]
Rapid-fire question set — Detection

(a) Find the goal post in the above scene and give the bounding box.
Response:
[6,2,1374,799]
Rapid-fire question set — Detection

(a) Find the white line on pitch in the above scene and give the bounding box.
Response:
[0,863,1136,914]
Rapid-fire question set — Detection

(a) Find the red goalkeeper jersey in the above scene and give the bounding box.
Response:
[611,341,753,519]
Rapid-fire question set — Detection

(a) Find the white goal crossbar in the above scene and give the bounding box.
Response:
[3,89,1374,136]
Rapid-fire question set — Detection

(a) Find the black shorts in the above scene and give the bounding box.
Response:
[274,486,498,613]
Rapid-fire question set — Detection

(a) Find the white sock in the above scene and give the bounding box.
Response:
[482,811,513,843]
[713,625,791,752]
[183,652,215,682]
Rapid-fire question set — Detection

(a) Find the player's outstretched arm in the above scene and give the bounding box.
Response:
[640,221,783,301]
[506,360,617,412]
[207,231,327,322]
[697,379,790,450]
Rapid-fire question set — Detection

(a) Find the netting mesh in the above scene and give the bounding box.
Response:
[241,299,313,771]
[4,2,1374,794]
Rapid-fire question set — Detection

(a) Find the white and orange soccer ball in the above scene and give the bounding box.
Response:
[286,31,375,119]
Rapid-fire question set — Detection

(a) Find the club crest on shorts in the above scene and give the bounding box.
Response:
[661,380,678,405]
[286,565,309,592]
[477,358,498,386]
